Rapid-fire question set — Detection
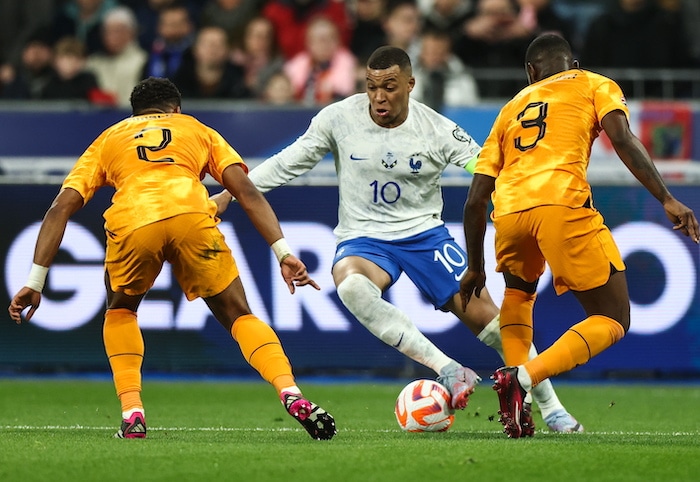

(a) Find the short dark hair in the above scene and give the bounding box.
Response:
[367,46,412,75]
[525,34,572,65]
[130,77,182,115]
[421,27,452,47]
[386,0,417,18]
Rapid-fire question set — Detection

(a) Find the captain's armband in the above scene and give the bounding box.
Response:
[464,154,479,175]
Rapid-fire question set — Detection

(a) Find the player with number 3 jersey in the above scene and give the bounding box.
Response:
[461,34,699,438]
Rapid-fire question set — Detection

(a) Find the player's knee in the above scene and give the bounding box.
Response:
[604,289,631,334]
[617,310,630,334]
[336,273,381,318]
[504,272,538,293]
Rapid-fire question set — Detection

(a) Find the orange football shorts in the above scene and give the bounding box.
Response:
[493,204,625,294]
[105,213,238,300]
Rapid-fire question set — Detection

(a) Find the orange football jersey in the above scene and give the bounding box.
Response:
[62,113,246,235]
[475,69,629,217]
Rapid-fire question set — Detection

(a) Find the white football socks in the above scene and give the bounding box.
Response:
[122,407,144,419]
[476,315,565,419]
[280,385,301,396]
[517,365,533,392]
[336,273,454,374]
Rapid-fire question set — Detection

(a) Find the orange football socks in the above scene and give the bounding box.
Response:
[103,308,144,413]
[500,288,537,366]
[525,314,626,386]
[230,314,295,394]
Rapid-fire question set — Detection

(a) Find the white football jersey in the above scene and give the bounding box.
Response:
[249,93,481,242]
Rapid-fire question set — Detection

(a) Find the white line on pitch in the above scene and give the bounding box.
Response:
[1,425,698,436]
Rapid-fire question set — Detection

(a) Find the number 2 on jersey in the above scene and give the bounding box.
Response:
[134,127,174,163]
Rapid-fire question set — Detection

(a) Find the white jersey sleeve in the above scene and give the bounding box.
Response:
[439,120,481,174]
[249,94,482,243]
[248,108,334,192]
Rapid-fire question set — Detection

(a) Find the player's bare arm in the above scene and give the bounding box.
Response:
[8,187,84,323]
[220,164,320,293]
[460,173,496,309]
[602,110,699,242]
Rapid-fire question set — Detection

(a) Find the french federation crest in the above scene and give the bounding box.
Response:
[409,155,423,174]
[381,152,398,169]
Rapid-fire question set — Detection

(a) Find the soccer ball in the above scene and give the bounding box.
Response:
[394,379,455,432]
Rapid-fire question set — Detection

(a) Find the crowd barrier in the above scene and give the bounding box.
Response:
[0,99,698,162]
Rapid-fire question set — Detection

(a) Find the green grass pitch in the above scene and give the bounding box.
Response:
[0,379,699,481]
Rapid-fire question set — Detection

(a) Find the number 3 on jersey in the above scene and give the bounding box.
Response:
[134,127,174,163]
[515,101,548,151]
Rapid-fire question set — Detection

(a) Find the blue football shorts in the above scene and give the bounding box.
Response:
[333,225,467,309]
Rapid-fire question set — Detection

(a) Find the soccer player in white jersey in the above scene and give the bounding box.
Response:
[214,46,581,432]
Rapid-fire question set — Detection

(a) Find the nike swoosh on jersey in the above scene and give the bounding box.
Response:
[349,154,369,161]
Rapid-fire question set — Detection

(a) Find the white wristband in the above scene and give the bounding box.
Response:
[270,238,292,264]
[25,263,49,292]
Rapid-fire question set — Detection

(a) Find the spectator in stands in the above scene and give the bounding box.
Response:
[675,0,700,65]
[86,6,147,108]
[123,0,202,51]
[0,0,54,69]
[582,0,692,69]
[515,0,573,45]
[454,0,533,98]
[581,0,694,97]
[283,16,358,105]
[411,28,479,111]
[422,0,475,45]
[349,0,388,65]
[199,0,261,46]
[262,0,352,60]
[548,0,608,53]
[143,3,196,80]
[50,0,119,55]
[173,25,250,99]
[260,70,296,104]
[40,36,111,104]
[1,28,54,99]
[231,16,285,97]
[382,0,423,64]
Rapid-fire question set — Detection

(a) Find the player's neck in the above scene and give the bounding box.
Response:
[137,108,168,115]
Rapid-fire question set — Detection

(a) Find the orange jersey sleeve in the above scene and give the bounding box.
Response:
[62,113,246,235]
[475,69,629,217]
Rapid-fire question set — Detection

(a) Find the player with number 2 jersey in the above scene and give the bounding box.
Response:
[63,113,245,238]
[9,78,335,441]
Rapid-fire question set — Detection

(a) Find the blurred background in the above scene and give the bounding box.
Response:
[1,0,699,381]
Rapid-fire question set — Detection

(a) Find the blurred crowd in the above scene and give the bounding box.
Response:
[0,0,698,110]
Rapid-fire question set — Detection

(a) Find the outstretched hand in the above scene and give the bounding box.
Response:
[210,190,234,217]
[459,268,486,311]
[663,198,700,243]
[280,255,321,294]
[8,287,42,324]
